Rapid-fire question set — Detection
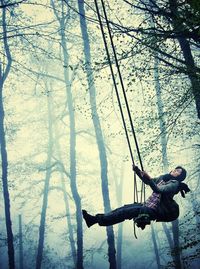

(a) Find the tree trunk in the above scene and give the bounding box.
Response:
[169,0,200,119]
[77,1,116,268]
[116,223,123,269]
[0,3,15,269]
[36,83,54,269]
[191,191,200,231]
[19,215,23,269]
[55,146,77,267]
[154,57,169,171]
[51,1,83,267]
[162,223,174,249]
[51,88,76,266]
[178,37,200,119]
[172,220,182,269]
[110,156,124,269]
[60,22,83,269]
[116,162,124,269]
[154,52,182,268]
[151,224,161,269]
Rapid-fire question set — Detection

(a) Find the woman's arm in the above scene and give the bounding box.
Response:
[132,164,179,193]
[132,165,152,184]
[149,180,179,194]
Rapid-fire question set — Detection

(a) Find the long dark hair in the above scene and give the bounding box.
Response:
[175,166,187,181]
[161,167,190,197]
[162,166,187,182]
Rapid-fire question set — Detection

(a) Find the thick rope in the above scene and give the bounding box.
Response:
[93,0,135,164]
[94,0,146,237]
[134,171,138,203]
[94,0,146,202]
[100,0,144,172]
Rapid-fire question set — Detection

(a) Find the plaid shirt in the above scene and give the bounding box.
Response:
[145,180,165,210]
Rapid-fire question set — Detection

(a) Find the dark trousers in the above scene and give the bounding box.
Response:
[96,203,157,226]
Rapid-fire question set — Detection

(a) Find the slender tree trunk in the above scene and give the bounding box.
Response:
[116,223,123,269]
[151,224,161,269]
[51,88,76,266]
[169,0,200,119]
[191,153,200,232]
[0,84,15,269]
[109,156,124,269]
[191,191,200,231]
[154,57,169,172]
[51,2,83,267]
[60,24,83,269]
[172,219,182,269]
[19,215,23,269]
[0,3,15,269]
[162,223,174,249]
[116,161,124,269]
[36,84,54,269]
[190,188,200,265]
[55,146,77,267]
[77,1,116,268]
[154,53,182,269]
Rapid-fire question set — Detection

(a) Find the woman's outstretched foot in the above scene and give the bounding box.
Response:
[82,210,97,227]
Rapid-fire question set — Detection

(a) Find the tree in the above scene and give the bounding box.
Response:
[113,0,200,119]
[51,1,83,267]
[18,215,23,269]
[0,3,15,268]
[36,80,54,269]
[153,42,182,269]
[151,223,161,268]
[77,0,117,268]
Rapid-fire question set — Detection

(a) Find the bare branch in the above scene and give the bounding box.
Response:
[0,0,25,9]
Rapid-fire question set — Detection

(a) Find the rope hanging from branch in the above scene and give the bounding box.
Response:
[94,0,146,205]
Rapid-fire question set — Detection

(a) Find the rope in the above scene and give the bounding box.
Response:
[100,0,144,172]
[134,171,138,203]
[93,0,135,164]
[94,0,145,199]
[94,0,147,237]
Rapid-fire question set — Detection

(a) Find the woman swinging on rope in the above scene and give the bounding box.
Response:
[82,165,190,229]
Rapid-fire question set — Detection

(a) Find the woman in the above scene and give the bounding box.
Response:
[82,165,190,228]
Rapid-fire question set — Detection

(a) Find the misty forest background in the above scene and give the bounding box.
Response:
[0,0,200,269]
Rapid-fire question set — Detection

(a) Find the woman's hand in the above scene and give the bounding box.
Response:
[132,164,152,183]
[132,163,136,171]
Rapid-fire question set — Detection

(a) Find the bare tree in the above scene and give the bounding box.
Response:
[18,215,24,269]
[0,3,15,268]
[154,49,182,269]
[77,0,117,268]
[51,1,83,267]
[36,81,54,269]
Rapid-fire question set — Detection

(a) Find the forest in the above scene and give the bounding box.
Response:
[0,0,200,268]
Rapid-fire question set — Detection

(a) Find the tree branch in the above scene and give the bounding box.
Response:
[1,2,12,83]
[0,0,25,8]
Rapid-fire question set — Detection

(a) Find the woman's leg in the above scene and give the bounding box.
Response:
[96,203,142,226]
[82,204,157,227]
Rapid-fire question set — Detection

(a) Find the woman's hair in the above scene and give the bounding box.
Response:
[175,166,187,181]
[162,166,187,182]
[179,182,190,197]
